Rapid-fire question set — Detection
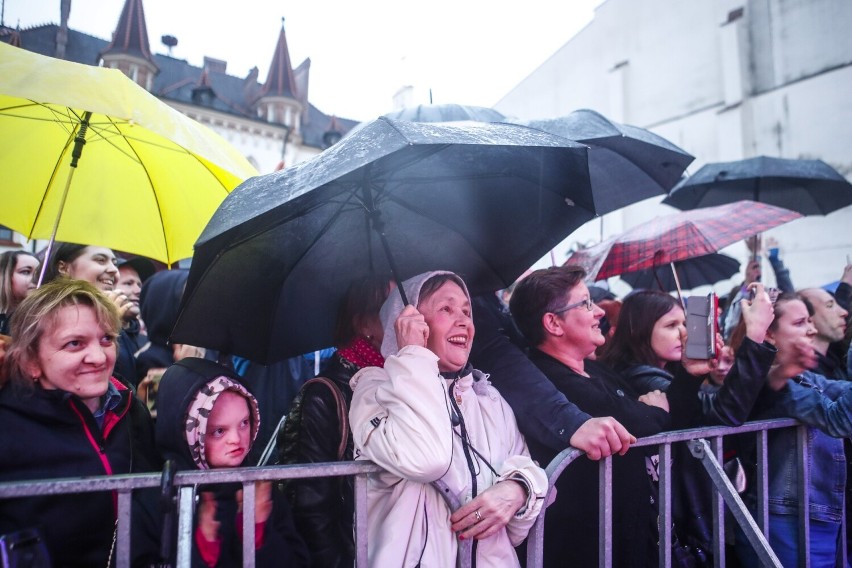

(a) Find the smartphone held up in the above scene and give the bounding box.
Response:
[685,293,718,359]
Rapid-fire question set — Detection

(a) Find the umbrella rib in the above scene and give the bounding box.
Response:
[107,114,171,262]
[27,117,81,238]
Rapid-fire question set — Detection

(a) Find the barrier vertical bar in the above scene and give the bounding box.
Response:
[599,456,613,568]
[711,437,725,567]
[756,429,769,536]
[116,489,132,568]
[658,443,672,568]
[177,485,195,566]
[354,472,369,567]
[242,481,256,567]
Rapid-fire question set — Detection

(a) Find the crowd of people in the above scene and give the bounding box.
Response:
[0,240,851,567]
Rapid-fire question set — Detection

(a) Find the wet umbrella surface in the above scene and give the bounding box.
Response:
[172,118,595,363]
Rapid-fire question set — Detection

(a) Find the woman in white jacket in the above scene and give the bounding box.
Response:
[349,271,547,567]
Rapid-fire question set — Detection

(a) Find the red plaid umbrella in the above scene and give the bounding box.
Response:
[564,201,801,280]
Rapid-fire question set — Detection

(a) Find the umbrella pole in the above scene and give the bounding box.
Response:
[670,262,685,308]
[361,177,410,305]
[36,111,92,287]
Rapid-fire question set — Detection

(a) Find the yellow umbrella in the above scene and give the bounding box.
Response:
[0,42,258,269]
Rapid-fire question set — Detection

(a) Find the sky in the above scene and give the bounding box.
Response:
[3,0,602,122]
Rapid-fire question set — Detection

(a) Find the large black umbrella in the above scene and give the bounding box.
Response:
[663,155,852,215]
[517,109,695,214]
[171,118,594,363]
[620,252,740,292]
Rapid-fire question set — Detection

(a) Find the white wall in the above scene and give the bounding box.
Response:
[499,0,852,292]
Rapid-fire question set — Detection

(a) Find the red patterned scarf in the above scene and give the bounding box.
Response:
[338,336,385,369]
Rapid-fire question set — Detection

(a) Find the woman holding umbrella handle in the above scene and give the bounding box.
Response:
[349,271,546,566]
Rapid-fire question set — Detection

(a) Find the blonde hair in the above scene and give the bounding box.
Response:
[2,279,121,388]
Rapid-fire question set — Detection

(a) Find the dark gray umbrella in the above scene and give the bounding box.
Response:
[171,117,594,363]
[663,155,852,215]
[383,103,506,123]
[621,252,740,292]
[516,109,695,214]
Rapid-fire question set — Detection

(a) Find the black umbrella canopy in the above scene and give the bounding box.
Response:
[173,117,595,363]
[519,109,694,214]
[383,103,506,123]
[663,155,852,215]
[621,252,740,292]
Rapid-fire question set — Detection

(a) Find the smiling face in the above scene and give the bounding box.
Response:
[418,280,474,373]
[557,283,606,358]
[11,254,39,306]
[25,305,117,413]
[59,246,119,291]
[650,306,686,366]
[205,391,252,468]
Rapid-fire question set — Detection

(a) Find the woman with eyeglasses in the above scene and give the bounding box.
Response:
[508,265,708,567]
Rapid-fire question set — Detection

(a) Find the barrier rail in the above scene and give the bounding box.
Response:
[0,418,835,567]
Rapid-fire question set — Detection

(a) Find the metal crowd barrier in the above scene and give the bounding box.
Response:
[526,418,837,568]
[0,418,833,568]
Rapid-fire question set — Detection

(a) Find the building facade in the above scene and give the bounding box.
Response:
[1,0,357,254]
[496,0,852,290]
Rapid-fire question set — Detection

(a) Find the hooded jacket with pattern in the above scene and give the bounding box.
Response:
[140,357,309,568]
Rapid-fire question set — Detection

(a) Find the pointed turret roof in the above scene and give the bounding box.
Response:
[99,0,156,64]
[258,18,298,99]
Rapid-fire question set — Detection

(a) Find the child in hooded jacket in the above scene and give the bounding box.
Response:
[145,357,309,567]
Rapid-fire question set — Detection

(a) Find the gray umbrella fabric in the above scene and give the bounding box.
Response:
[172,117,595,363]
[516,109,695,214]
[663,155,852,215]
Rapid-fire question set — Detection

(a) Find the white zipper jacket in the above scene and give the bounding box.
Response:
[350,345,547,567]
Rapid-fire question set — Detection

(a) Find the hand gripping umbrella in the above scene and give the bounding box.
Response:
[0,42,258,275]
[172,118,595,363]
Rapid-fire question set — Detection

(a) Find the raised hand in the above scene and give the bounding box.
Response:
[394,305,429,350]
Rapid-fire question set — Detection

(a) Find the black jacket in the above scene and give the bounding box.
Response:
[280,352,358,568]
[139,357,309,568]
[527,354,673,568]
[622,338,777,556]
[0,376,160,568]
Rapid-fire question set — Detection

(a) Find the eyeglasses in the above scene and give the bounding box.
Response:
[550,297,595,314]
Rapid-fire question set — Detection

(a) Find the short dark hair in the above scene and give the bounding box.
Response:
[333,274,392,348]
[509,265,586,347]
[600,290,681,369]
